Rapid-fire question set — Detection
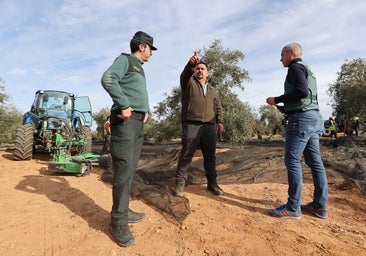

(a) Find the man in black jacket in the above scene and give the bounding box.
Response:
[266,43,328,220]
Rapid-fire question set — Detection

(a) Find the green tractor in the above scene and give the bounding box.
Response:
[13,90,98,176]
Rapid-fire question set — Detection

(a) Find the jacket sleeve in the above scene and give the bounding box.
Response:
[180,62,195,89]
[275,63,309,104]
[101,55,130,110]
[215,95,224,124]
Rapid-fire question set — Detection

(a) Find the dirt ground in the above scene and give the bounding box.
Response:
[1,136,366,256]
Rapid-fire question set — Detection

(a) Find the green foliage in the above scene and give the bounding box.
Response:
[144,116,170,142]
[149,40,255,144]
[220,97,255,143]
[0,104,23,144]
[0,78,23,144]
[258,105,285,136]
[328,58,366,129]
[201,39,251,92]
[0,77,9,104]
[150,87,182,141]
[92,107,110,140]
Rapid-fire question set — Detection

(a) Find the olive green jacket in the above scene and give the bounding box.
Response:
[180,63,223,124]
[101,53,149,113]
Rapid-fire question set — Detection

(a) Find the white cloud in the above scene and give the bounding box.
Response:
[1,0,366,124]
[8,68,26,75]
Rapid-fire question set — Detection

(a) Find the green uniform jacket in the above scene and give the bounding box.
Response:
[101,53,149,113]
[180,63,223,124]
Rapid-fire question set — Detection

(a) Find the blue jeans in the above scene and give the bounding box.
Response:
[284,110,328,212]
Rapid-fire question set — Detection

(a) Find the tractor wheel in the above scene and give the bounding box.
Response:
[323,129,331,137]
[82,126,92,153]
[13,124,35,160]
[99,154,112,169]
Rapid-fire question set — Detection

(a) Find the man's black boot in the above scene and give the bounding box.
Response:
[111,224,135,247]
[207,183,224,195]
[128,208,145,223]
[206,175,224,195]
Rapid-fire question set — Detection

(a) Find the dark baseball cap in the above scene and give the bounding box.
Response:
[132,31,157,50]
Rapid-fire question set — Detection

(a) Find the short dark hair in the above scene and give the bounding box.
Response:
[130,38,147,53]
[196,61,209,70]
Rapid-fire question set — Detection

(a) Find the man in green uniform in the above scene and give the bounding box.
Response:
[101,31,157,247]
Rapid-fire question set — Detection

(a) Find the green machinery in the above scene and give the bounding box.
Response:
[14,89,104,176]
[48,133,100,176]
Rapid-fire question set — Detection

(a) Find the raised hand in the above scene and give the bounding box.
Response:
[189,51,200,65]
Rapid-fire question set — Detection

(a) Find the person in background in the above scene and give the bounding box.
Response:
[174,52,225,197]
[351,116,360,136]
[328,116,337,140]
[266,42,328,219]
[102,116,111,154]
[101,31,157,247]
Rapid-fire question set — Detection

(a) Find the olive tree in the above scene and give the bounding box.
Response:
[327,58,366,133]
[0,77,23,144]
[258,104,285,136]
[149,40,254,144]
[92,107,111,140]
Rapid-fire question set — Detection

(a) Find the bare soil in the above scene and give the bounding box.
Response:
[0,136,365,256]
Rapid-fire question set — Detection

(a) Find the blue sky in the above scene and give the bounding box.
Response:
[1,0,366,124]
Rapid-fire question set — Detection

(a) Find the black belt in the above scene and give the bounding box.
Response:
[130,111,145,120]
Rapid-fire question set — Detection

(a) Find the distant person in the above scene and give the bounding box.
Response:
[328,116,337,140]
[351,116,360,136]
[266,43,328,219]
[174,52,225,197]
[102,116,111,154]
[101,31,157,247]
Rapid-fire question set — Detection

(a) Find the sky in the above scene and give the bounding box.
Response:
[1,0,366,126]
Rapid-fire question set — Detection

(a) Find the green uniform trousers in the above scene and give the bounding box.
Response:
[109,118,144,226]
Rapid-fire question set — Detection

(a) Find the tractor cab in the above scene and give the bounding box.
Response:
[24,90,92,129]
[14,89,93,162]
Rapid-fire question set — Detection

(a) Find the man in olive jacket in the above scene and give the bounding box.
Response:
[174,52,225,197]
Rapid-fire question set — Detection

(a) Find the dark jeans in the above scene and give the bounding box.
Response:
[284,110,328,212]
[109,118,144,226]
[176,121,217,182]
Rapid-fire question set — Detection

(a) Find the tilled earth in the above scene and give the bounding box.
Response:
[0,136,365,256]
